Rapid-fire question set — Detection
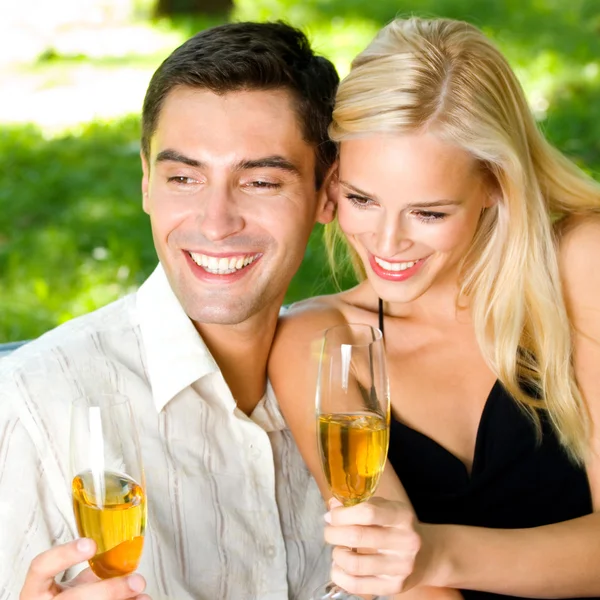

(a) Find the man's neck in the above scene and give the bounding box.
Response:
[194,308,280,416]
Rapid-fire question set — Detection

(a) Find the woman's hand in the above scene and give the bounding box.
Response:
[324,497,444,597]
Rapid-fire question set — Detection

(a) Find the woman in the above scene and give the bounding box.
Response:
[269,16,600,600]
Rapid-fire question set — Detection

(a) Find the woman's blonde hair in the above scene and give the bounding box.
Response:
[327,17,600,462]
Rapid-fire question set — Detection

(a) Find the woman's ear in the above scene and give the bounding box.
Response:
[482,169,501,209]
[484,187,501,209]
[316,162,339,225]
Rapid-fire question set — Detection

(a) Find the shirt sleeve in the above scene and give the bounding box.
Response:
[0,374,80,599]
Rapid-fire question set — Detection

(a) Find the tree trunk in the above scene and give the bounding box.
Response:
[155,0,233,16]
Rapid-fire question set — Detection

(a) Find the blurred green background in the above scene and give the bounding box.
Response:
[1,0,600,342]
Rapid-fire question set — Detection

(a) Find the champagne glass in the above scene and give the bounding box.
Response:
[70,392,146,579]
[312,323,390,600]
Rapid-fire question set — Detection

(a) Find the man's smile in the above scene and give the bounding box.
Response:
[187,251,262,275]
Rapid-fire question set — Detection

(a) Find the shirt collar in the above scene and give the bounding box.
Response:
[136,263,219,412]
[250,381,288,432]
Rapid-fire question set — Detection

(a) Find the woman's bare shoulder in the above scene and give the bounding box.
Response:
[271,288,369,370]
[277,294,350,342]
[556,212,600,245]
[557,214,599,282]
[556,213,600,322]
[272,284,380,374]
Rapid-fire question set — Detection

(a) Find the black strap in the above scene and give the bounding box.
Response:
[378,297,385,338]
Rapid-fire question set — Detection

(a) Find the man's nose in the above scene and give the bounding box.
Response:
[197,187,245,242]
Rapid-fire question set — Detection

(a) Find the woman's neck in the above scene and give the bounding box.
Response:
[356,279,469,324]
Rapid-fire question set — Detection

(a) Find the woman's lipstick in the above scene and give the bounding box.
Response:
[368,254,427,282]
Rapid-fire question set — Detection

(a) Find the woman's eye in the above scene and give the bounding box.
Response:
[346,194,374,209]
[413,210,448,222]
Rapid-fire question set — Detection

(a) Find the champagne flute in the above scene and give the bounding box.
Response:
[312,323,390,600]
[70,392,146,579]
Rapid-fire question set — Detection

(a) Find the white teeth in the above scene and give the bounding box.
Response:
[374,257,418,272]
[189,252,259,275]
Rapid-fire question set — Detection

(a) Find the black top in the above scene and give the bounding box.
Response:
[381,304,595,600]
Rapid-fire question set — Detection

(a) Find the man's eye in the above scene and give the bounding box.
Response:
[242,180,281,192]
[168,176,196,185]
[248,181,279,189]
[346,194,374,209]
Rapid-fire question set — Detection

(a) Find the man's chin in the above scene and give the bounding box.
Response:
[173,278,281,327]
[184,301,263,327]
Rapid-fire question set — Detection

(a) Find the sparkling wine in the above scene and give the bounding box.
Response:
[319,412,389,506]
[72,470,146,578]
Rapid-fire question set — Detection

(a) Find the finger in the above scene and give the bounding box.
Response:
[21,539,96,598]
[325,523,420,553]
[331,562,406,597]
[58,573,146,600]
[325,497,414,527]
[70,567,100,585]
[328,497,343,510]
[332,546,416,577]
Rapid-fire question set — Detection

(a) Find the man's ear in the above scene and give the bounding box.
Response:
[316,162,339,225]
[140,150,150,214]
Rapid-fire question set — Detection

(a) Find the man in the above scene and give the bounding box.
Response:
[0,21,339,599]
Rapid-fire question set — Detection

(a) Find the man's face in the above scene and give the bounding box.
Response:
[142,87,332,326]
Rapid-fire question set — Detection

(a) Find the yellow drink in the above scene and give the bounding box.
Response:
[72,470,145,578]
[319,412,389,506]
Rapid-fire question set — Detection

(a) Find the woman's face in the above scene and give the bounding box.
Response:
[336,132,495,305]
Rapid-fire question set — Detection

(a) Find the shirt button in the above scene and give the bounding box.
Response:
[266,545,276,558]
[249,444,261,458]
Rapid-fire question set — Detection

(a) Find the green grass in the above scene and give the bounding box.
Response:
[1,0,600,341]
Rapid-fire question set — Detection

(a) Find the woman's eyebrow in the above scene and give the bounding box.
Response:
[339,180,376,198]
[405,199,464,208]
[340,180,463,208]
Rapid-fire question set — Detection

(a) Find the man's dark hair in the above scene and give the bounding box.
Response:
[142,21,339,188]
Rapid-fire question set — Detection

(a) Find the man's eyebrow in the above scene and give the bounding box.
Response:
[235,156,301,176]
[154,151,301,176]
[155,149,204,168]
[339,180,463,208]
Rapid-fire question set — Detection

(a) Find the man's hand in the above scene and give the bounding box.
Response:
[20,539,150,600]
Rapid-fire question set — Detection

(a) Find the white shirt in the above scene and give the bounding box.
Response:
[0,265,329,600]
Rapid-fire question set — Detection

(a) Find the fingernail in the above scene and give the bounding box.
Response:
[328,497,342,509]
[76,538,93,553]
[324,511,331,523]
[128,574,145,593]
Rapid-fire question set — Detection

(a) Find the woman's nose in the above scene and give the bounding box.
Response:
[373,214,413,258]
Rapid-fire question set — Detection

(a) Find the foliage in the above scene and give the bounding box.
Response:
[0,120,151,340]
[1,0,600,341]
